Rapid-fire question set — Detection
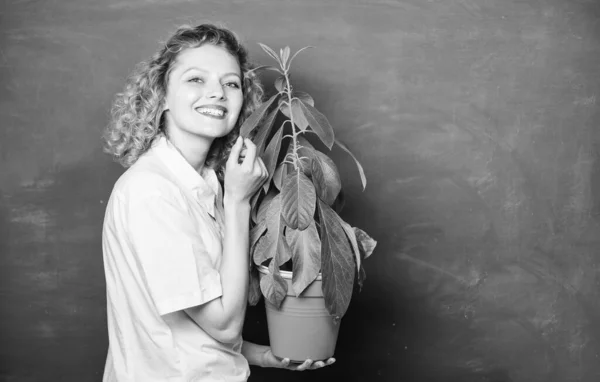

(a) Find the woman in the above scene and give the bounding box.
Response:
[101,24,334,381]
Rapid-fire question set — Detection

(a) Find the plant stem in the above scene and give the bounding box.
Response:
[283,69,300,172]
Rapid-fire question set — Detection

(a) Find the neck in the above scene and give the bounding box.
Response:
[164,128,213,174]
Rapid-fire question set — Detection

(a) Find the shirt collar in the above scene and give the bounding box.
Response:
[151,136,220,218]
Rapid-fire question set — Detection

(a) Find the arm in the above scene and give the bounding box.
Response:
[185,137,267,344]
[184,200,251,343]
[241,340,270,367]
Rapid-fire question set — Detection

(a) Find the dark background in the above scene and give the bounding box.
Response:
[1,0,600,381]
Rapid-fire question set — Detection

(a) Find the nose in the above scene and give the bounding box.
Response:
[206,80,225,100]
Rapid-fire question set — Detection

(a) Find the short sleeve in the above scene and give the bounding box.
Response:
[125,193,223,316]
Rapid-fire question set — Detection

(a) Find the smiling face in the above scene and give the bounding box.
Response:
[163,44,244,145]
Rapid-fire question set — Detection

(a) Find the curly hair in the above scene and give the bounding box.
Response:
[103,23,264,180]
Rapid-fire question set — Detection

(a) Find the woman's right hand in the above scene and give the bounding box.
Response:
[224,136,268,204]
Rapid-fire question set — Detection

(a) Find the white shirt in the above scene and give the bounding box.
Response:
[102,136,250,381]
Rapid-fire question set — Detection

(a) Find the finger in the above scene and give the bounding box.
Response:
[295,359,313,371]
[280,358,291,368]
[241,138,257,169]
[227,136,244,166]
[325,357,336,366]
[312,361,325,369]
[238,147,247,164]
[257,157,268,179]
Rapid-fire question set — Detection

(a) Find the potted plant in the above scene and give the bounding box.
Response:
[240,43,377,362]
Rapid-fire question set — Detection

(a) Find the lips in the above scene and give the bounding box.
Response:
[195,105,228,119]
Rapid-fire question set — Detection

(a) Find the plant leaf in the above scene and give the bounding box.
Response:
[281,46,290,67]
[247,65,282,75]
[311,154,342,206]
[358,264,366,290]
[337,218,362,275]
[280,98,309,131]
[274,75,286,92]
[262,126,284,193]
[293,91,314,107]
[335,138,367,190]
[354,227,377,260]
[250,188,263,223]
[317,199,355,321]
[253,218,291,267]
[287,46,314,70]
[248,266,262,305]
[253,233,271,266]
[285,222,321,296]
[297,135,316,176]
[281,170,316,230]
[273,162,292,191]
[257,189,278,222]
[298,101,335,149]
[253,108,279,156]
[332,188,345,213]
[253,194,292,266]
[258,43,282,67]
[260,258,288,308]
[250,218,267,254]
[291,98,309,131]
[240,93,279,137]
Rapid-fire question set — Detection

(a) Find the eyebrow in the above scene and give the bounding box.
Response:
[181,67,241,79]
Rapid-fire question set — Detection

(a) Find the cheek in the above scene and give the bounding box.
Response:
[231,93,244,113]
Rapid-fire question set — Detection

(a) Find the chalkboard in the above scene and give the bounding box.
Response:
[1,1,599,381]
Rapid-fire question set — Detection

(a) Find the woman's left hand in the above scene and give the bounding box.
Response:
[261,347,335,371]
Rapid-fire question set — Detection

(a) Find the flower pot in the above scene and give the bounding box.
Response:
[257,265,340,363]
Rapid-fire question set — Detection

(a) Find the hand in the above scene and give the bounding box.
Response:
[224,136,268,203]
[261,347,335,371]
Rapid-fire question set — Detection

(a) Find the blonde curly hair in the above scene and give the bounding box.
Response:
[103,24,264,180]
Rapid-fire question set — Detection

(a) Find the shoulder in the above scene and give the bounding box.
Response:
[111,155,180,204]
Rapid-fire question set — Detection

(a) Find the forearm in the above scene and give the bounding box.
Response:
[217,198,251,333]
[241,340,270,367]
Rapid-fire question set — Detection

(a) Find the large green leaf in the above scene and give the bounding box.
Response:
[250,188,263,223]
[354,227,377,260]
[253,108,279,156]
[260,257,288,308]
[317,199,355,321]
[262,126,285,193]
[334,138,367,190]
[257,188,278,222]
[291,99,309,131]
[285,222,321,296]
[298,101,335,149]
[337,218,361,274]
[274,75,286,92]
[253,194,292,266]
[250,218,267,255]
[240,93,279,137]
[296,135,316,176]
[280,98,309,131]
[258,43,282,67]
[293,91,314,107]
[273,162,292,191]
[248,266,262,305]
[311,154,342,206]
[281,170,316,230]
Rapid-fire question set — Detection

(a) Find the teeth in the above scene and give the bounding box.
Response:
[197,108,225,117]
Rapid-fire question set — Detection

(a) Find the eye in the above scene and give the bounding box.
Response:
[188,77,204,84]
[224,82,241,89]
